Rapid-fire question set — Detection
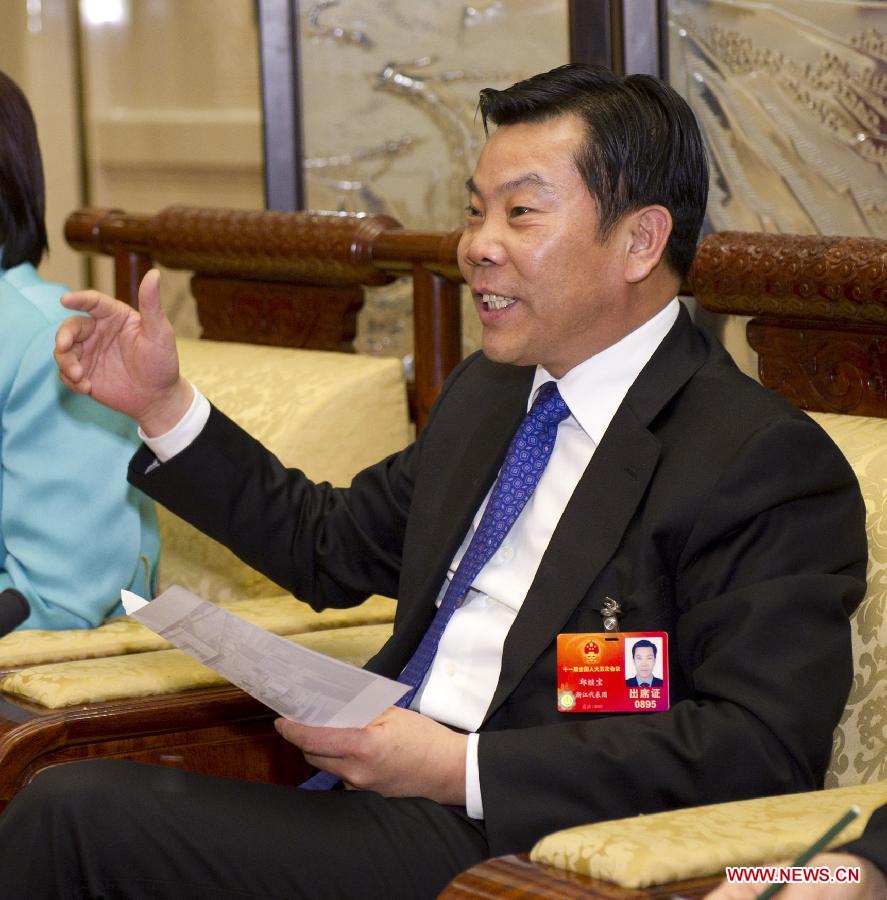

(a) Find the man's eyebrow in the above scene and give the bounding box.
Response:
[465,173,557,199]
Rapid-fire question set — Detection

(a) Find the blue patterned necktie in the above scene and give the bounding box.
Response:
[301,380,570,790]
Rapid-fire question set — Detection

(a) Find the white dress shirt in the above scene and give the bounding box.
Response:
[141,299,680,820]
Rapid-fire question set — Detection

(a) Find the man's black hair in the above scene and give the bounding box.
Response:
[632,639,658,658]
[0,70,48,270]
[477,64,708,279]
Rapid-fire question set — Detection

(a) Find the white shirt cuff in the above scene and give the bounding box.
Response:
[138,384,211,462]
[465,732,484,820]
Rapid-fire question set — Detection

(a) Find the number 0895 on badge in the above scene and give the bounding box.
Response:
[556,632,669,713]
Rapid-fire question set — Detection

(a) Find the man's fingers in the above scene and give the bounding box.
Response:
[56,351,87,388]
[55,314,96,353]
[58,371,91,396]
[60,288,120,316]
[56,338,91,394]
[137,269,169,338]
[54,316,92,387]
[274,718,361,759]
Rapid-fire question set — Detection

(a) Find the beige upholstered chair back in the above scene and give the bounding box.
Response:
[158,338,411,603]
[811,413,887,787]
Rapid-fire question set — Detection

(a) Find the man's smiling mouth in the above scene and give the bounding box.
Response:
[482,293,518,311]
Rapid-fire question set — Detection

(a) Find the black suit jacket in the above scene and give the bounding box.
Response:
[131,305,867,855]
[841,804,887,876]
[625,676,664,687]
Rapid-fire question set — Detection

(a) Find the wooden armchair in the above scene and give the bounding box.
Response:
[0,214,883,900]
[444,231,887,897]
[64,206,466,430]
[0,206,467,809]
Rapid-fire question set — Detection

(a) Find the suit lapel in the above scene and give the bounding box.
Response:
[484,305,710,722]
[393,364,534,655]
[486,404,660,719]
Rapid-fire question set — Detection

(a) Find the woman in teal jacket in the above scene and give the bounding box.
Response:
[0,70,159,629]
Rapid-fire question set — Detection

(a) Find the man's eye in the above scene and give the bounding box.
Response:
[465,205,481,218]
[510,206,531,217]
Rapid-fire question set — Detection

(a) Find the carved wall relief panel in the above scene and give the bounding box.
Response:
[666,0,885,238]
[299,0,569,364]
[666,0,887,379]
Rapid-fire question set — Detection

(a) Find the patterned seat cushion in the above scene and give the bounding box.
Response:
[0,623,394,708]
[161,338,411,602]
[0,594,396,669]
[531,780,887,888]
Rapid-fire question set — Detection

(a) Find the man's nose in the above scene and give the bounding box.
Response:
[460,219,507,268]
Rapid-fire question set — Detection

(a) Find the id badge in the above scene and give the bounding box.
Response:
[557,632,669,713]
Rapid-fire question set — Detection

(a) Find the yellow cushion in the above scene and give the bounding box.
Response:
[810,413,887,786]
[0,623,393,708]
[0,594,395,668]
[160,338,411,602]
[531,780,887,888]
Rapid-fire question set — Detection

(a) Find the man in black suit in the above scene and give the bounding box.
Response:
[625,638,664,688]
[0,65,866,898]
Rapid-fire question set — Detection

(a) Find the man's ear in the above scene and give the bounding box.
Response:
[624,205,672,284]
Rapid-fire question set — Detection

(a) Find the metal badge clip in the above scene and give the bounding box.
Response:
[601,596,622,632]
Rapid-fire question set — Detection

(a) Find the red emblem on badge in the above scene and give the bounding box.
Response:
[583,640,601,663]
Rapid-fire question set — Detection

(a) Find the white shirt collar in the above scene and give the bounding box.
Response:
[529,298,680,445]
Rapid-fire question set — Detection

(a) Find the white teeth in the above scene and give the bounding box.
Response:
[482,293,517,310]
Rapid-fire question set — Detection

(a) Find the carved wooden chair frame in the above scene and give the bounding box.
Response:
[1,208,883,898]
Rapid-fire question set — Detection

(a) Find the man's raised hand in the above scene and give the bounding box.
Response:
[54,269,193,435]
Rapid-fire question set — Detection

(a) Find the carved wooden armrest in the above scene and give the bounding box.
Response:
[65,206,466,429]
[689,232,887,416]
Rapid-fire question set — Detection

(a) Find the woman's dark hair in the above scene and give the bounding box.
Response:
[478,64,709,280]
[0,71,48,269]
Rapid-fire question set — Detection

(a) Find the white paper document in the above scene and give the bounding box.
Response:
[123,585,407,728]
